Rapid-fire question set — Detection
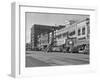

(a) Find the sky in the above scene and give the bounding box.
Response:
[25,12,89,43]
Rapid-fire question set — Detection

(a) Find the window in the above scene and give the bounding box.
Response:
[78,29,81,36]
[82,27,85,35]
[63,32,67,37]
[69,30,75,36]
[56,34,61,39]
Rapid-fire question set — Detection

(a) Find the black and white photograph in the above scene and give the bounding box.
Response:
[10,1,98,78]
[25,12,90,67]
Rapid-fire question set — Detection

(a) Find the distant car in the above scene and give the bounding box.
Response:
[79,48,89,54]
[71,47,79,53]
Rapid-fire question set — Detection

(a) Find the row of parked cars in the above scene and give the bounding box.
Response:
[47,44,89,54]
[26,44,89,54]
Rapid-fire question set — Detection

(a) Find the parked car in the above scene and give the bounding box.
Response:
[78,46,89,54]
[71,47,79,53]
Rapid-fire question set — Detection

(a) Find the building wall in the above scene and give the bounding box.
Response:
[55,18,90,47]
[30,19,89,49]
[37,32,50,48]
[77,20,88,39]
[76,19,89,46]
[68,23,77,38]
[31,25,38,49]
[55,26,69,46]
[55,23,77,46]
[31,26,35,49]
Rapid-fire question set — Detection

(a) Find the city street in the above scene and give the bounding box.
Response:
[26,51,89,67]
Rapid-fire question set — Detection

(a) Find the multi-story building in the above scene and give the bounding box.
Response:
[76,18,90,46]
[31,24,65,51]
[55,18,90,53]
[31,25,38,50]
[75,18,90,53]
[55,22,77,45]
[30,18,89,53]
[31,24,58,50]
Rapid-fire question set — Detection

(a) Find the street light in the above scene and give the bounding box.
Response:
[69,41,72,44]
[68,40,74,45]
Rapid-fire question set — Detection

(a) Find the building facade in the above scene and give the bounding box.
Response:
[76,18,90,46]
[37,32,50,50]
[31,24,57,50]
[30,18,89,53]
[55,18,90,53]
[55,26,68,46]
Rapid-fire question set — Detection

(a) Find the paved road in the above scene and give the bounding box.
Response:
[26,56,51,67]
[26,51,89,67]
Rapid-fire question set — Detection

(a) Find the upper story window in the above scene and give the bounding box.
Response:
[56,34,62,39]
[78,29,81,36]
[63,32,67,37]
[82,27,85,35]
[69,30,75,36]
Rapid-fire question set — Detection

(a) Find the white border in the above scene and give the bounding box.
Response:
[11,2,96,78]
